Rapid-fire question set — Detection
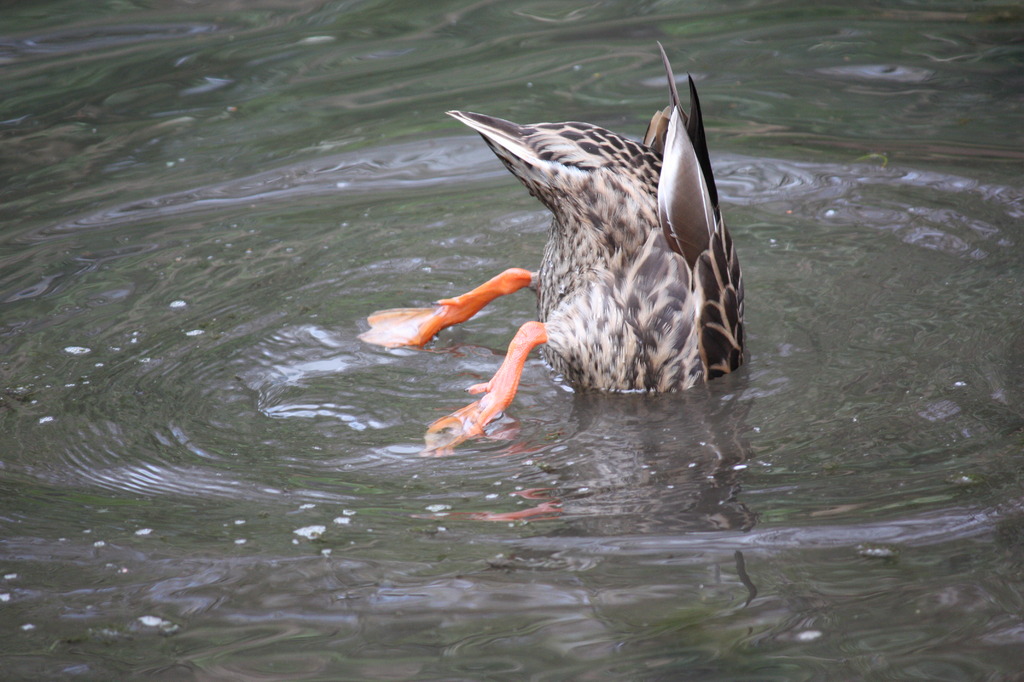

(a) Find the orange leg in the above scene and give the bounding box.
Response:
[359,268,534,348]
[424,321,548,453]
[465,488,562,522]
[414,489,562,522]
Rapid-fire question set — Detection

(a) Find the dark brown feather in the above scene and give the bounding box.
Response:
[684,76,720,212]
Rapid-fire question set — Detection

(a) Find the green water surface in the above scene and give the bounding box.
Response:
[1,1,1023,679]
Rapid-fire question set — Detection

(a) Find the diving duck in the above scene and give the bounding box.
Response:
[360,45,744,450]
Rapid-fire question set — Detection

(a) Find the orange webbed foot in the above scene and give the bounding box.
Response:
[421,321,548,455]
[359,268,534,349]
[358,306,450,348]
[422,400,492,455]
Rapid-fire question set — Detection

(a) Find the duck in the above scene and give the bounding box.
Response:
[359,44,744,451]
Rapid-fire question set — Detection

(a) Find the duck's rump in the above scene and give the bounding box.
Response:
[542,230,705,392]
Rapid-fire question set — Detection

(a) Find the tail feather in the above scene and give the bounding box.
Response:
[655,43,716,269]
[446,111,539,166]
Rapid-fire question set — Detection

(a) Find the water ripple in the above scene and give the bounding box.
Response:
[816,64,934,83]
[515,504,1004,556]
[20,137,500,242]
[718,154,1020,259]
[0,23,219,61]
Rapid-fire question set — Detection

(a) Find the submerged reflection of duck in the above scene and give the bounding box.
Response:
[420,391,757,535]
[549,391,756,534]
[490,391,755,533]
[361,45,744,450]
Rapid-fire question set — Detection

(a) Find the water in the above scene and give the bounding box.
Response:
[2,1,1023,678]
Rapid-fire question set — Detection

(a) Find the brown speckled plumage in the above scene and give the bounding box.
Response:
[359,46,745,450]
[447,48,744,392]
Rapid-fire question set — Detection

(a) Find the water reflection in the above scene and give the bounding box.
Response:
[543,390,757,535]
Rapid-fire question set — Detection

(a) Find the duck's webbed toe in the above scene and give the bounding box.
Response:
[423,320,549,454]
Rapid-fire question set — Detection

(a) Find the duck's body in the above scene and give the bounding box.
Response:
[360,46,744,450]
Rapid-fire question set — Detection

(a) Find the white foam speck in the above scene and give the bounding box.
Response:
[293,525,326,540]
[796,630,823,642]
